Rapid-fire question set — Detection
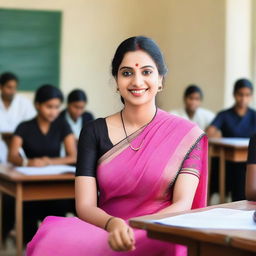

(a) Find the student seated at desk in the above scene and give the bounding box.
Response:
[8,84,76,166]
[3,84,76,244]
[206,79,256,138]
[0,72,36,161]
[207,78,256,202]
[27,36,208,256]
[58,89,94,140]
[171,85,215,131]
[246,134,256,201]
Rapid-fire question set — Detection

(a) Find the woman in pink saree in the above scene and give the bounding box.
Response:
[27,36,208,256]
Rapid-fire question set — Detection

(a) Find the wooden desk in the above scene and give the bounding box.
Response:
[0,164,75,256]
[130,200,256,256]
[208,138,249,203]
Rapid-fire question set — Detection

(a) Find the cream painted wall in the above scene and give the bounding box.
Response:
[225,0,252,108]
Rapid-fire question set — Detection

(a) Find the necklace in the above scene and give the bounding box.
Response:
[120,108,158,151]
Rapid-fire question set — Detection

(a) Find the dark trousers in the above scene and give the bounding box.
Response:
[2,194,75,244]
[210,157,246,201]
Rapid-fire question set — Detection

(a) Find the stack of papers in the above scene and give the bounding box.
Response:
[16,165,76,175]
[151,208,256,230]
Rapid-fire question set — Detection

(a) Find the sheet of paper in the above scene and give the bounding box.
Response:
[16,165,76,175]
[151,208,256,230]
[221,138,249,146]
[210,138,249,146]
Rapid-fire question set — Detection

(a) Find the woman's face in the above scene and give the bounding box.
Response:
[116,50,162,106]
[36,98,62,122]
[67,101,86,120]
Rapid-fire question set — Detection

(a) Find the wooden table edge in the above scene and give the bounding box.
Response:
[129,201,256,252]
[0,165,75,182]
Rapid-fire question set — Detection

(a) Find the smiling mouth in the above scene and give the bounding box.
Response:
[128,89,148,95]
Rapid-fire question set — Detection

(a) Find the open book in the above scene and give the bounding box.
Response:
[16,165,76,175]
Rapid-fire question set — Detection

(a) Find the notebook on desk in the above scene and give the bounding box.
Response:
[16,165,76,175]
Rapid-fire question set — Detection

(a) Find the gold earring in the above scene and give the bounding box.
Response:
[158,86,163,92]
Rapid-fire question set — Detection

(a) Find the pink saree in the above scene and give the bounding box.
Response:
[27,109,208,256]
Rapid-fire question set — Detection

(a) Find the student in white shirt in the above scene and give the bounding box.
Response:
[0,72,36,133]
[171,85,215,131]
[0,72,36,162]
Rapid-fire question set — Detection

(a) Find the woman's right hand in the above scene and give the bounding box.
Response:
[106,217,135,252]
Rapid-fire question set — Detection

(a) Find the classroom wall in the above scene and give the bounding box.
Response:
[0,0,254,116]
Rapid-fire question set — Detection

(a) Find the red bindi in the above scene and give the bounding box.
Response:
[135,63,139,67]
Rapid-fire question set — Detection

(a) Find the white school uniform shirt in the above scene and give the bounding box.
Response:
[0,94,36,133]
[65,112,82,139]
[0,137,8,163]
[170,107,215,131]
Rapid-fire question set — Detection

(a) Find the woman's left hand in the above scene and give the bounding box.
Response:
[107,217,135,251]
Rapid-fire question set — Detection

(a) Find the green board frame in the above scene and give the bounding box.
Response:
[0,9,61,91]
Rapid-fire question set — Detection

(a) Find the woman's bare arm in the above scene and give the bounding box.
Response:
[150,174,200,216]
[8,135,23,166]
[75,176,113,228]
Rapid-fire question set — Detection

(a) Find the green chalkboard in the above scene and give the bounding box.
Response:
[0,9,61,91]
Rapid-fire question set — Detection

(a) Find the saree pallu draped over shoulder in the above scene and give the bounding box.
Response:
[27,109,208,256]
